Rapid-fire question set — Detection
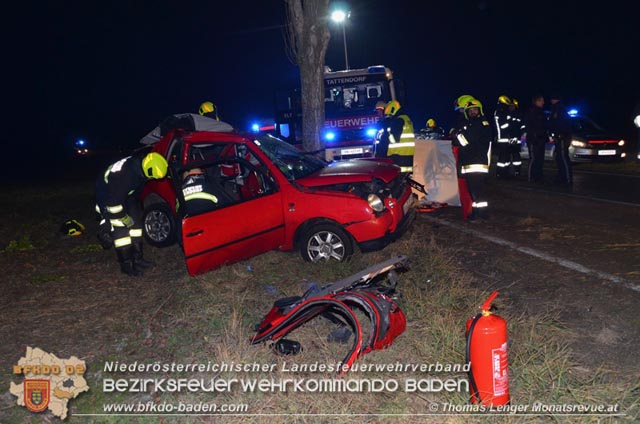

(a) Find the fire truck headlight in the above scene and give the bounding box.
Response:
[325,131,336,141]
[367,194,384,212]
[618,139,625,146]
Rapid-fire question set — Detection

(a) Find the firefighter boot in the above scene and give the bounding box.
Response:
[132,242,155,269]
[116,246,144,277]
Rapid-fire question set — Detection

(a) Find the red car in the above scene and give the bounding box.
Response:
[141,130,416,275]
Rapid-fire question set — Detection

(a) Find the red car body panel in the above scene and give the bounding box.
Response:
[141,130,414,275]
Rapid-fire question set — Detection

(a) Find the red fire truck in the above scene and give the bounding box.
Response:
[275,65,403,161]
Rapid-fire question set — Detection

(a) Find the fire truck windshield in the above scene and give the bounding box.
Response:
[324,81,389,117]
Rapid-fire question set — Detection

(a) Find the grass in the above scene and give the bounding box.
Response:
[1,181,638,423]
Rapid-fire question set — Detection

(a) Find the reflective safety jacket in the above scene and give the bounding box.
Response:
[384,112,415,172]
[95,155,147,220]
[181,173,219,216]
[494,105,522,143]
[454,116,492,174]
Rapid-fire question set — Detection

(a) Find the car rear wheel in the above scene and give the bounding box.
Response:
[300,224,353,263]
[143,202,177,248]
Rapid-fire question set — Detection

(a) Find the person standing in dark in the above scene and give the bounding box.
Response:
[453,99,492,220]
[549,94,573,185]
[633,101,640,162]
[523,94,548,184]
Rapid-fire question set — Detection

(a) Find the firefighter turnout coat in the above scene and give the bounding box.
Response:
[454,116,492,175]
[95,155,148,250]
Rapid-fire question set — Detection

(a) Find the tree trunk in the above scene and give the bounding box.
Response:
[285,0,330,154]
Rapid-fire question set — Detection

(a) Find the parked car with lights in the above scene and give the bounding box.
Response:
[521,110,626,162]
[140,130,416,275]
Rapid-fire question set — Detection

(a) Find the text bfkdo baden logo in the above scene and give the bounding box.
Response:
[10,347,89,420]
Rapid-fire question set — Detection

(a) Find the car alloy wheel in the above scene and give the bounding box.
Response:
[301,224,353,263]
[143,203,176,248]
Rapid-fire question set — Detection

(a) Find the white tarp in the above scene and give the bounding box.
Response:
[140,113,234,145]
[412,139,460,206]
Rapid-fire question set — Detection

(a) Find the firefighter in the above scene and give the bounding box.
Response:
[418,118,445,139]
[634,101,640,162]
[509,99,524,176]
[548,94,573,185]
[95,152,168,276]
[453,99,492,220]
[181,168,220,215]
[523,94,549,184]
[374,100,415,172]
[494,95,515,178]
[199,101,219,120]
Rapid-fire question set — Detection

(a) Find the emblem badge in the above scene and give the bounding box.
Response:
[24,380,50,413]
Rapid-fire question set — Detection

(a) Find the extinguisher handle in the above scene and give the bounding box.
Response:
[481,291,499,312]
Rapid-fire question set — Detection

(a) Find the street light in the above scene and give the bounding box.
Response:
[330,9,350,70]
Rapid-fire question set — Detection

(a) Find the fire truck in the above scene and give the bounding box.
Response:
[274,65,402,161]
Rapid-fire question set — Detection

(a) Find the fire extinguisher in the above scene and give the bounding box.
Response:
[465,291,510,406]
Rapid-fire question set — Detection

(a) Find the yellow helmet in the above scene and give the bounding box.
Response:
[384,100,401,116]
[142,152,168,179]
[60,219,85,236]
[497,95,513,105]
[455,94,475,111]
[199,101,216,116]
[426,118,436,128]
[512,98,519,108]
[464,99,484,118]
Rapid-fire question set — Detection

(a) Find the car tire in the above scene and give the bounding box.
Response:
[300,223,353,263]
[143,202,177,248]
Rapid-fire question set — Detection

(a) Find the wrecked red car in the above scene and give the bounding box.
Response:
[141,130,416,275]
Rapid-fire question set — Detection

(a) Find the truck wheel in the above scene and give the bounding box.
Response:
[300,224,353,263]
[143,202,176,248]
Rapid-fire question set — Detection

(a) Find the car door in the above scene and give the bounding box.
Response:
[180,154,285,276]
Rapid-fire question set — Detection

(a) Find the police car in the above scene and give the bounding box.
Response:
[521,110,626,162]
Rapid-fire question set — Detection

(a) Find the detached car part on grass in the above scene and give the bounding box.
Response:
[251,256,408,375]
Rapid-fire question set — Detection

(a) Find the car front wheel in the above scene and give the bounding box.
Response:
[300,224,353,263]
[143,202,177,248]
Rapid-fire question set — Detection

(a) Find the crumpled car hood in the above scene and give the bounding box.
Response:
[297,159,400,187]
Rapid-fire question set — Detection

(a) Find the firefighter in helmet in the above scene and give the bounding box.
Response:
[199,101,219,120]
[374,100,415,172]
[450,94,476,136]
[453,99,492,220]
[494,95,515,178]
[418,118,445,139]
[95,152,168,276]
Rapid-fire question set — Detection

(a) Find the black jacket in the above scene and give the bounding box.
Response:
[548,101,572,138]
[524,106,549,145]
[95,155,147,218]
[455,115,492,169]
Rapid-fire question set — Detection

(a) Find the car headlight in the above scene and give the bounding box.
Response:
[618,139,625,146]
[367,194,384,212]
[571,140,587,148]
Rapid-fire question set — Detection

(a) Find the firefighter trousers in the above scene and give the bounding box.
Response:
[464,172,488,218]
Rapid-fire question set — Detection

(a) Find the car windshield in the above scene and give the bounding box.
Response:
[252,134,326,181]
[572,117,605,135]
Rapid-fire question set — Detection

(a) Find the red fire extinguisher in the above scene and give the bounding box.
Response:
[465,291,510,406]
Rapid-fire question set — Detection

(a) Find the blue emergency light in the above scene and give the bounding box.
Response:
[567,109,578,117]
[76,139,85,146]
[325,131,336,141]
[251,123,260,133]
[365,127,377,137]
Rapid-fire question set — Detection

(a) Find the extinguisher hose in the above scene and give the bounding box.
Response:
[466,313,482,403]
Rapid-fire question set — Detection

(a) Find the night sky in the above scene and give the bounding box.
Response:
[4,0,639,175]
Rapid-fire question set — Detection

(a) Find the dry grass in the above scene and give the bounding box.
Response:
[0,182,638,423]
